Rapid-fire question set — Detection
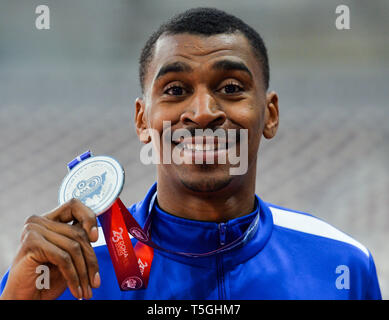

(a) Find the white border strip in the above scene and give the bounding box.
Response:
[270,206,369,257]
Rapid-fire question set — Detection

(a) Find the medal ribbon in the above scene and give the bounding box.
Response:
[97,199,154,291]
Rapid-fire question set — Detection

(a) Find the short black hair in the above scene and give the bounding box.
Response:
[139,7,269,93]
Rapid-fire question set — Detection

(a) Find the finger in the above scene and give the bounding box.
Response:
[44,199,98,242]
[22,227,82,300]
[23,216,100,290]
[71,222,101,288]
[25,222,92,299]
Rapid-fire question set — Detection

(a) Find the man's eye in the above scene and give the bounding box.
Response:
[220,83,244,94]
[164,85,186,96]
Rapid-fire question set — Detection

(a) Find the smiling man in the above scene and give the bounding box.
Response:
[0,8,381,300]
[136,17,275,222]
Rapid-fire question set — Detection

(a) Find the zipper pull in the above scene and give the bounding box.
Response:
[219,223,226,246]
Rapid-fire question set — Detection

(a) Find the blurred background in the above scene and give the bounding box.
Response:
[0,0,388,298]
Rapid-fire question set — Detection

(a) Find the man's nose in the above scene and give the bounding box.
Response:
[180,89,226,128]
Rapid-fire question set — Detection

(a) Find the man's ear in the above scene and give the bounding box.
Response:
[135,97,151,144]
[263,91,279,139]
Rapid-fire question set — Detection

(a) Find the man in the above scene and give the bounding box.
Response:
[0,8,381,300]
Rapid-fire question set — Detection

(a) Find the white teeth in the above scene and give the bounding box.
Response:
[183,144,216,151]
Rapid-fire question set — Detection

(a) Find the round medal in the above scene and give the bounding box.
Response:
[58,155,125,215]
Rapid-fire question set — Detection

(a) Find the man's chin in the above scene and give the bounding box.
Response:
[180,176,233,193]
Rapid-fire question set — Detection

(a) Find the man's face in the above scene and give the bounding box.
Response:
[136,32,278,193]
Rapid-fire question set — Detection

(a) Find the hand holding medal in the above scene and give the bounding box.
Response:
[58,151,153,292]
[0,154,100,300]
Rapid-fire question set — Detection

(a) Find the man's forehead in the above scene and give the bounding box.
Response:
[156,32,249,54]
[149,32,258,72]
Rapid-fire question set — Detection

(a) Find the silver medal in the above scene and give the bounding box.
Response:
[58,155,125,215]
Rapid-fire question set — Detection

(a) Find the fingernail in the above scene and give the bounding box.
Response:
[77,286,83,300]
[93,272,101,288]
[90,226,98,242]
[87,285,92,299]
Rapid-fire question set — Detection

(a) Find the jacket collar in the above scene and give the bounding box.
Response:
[129,183,273,268]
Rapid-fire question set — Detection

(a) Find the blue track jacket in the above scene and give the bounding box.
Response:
[0,183,382,299]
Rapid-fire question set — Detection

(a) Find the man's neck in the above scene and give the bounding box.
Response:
[156,176,256,223]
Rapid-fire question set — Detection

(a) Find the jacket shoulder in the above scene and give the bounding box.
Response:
[267,203,370,258]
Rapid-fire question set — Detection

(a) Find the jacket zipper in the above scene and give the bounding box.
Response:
[219,223,226,246]
[217,223,226,299]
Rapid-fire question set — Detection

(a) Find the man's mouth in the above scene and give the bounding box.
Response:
[171,136,237,164]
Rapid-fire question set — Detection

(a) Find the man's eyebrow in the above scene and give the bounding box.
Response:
[212,59,253,79]
[155,61,193,80]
